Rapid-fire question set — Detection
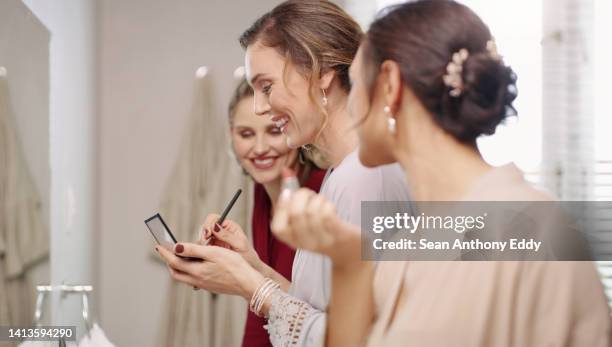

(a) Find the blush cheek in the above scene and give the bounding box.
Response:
[231,139,253,166]
[233,131,253,148]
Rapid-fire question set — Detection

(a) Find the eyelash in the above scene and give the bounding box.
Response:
[262,84,272,95]
[238,129,280,138]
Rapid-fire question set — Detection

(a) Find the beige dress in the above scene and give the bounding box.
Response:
[367,164,611,347]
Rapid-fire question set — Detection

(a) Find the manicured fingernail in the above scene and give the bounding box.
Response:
[175,243,184,253]
[214,224,220,232]
[155,246,159,252]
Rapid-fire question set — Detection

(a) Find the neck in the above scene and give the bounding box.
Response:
[395,108,492,201]
[315,96,359,168]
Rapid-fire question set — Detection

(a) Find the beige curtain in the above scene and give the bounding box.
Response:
[0,74,49,342]
[153,71,253,347]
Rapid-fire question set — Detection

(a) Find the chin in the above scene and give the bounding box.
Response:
[250,171,281,185]
[285,132,305,149]
[285,124,317,149]
[285,136,298,149]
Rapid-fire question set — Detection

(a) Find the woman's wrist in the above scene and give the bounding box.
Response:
[249,251,266,273]
[249,278,280,317]
[329,229,363,270]
[239,264,266,300]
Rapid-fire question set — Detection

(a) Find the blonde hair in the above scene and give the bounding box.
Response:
[227,79,254,128]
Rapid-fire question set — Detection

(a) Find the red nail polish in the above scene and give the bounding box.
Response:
[175,243,184,253]
[214,224,220,232]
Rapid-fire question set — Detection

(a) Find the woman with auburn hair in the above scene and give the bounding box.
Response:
[157,1,411,346]
[272,1,611,346]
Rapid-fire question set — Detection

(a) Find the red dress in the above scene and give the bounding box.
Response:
[241,168,326,347]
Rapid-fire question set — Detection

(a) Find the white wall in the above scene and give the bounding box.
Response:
[97,0,281,345]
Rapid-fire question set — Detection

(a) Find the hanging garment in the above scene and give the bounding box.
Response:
[77,324,116,347]
[152,73,252,347]
[0,74,49,329]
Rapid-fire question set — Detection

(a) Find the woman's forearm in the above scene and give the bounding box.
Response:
[256,260,292,292]
[327,261,375,346]
[326,230,375,347]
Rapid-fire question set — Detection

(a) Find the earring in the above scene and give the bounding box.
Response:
[384,106,396,134]
[301,144,312,151]
[322,89,328,106]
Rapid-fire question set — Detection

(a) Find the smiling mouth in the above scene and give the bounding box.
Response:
[251,156,278,170]
[271,115,290,132]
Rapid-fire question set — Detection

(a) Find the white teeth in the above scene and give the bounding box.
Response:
[254,158,274,165]
[274,117,289,128]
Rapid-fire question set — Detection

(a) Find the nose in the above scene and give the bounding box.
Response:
[253,92,271,117]
[253,134,270,155]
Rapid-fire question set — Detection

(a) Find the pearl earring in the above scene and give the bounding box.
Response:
[322,89,328,106]
[384,106,396,134]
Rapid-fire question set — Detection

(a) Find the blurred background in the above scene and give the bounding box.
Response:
[0,0,610,346]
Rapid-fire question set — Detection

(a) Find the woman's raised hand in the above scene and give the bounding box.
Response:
[200,214,262,271]
[271,188,362,266]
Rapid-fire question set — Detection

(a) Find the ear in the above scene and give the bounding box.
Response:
[379,60,403,114]
[318,69,336,90]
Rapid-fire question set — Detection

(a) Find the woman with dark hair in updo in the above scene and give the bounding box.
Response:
[273,1,611,346]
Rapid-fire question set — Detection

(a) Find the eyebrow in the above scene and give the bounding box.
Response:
[249,73,266,86]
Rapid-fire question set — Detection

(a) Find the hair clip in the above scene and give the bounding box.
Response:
[486,40,501,61]
[442,40,502,98]
[443,48,469,97]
